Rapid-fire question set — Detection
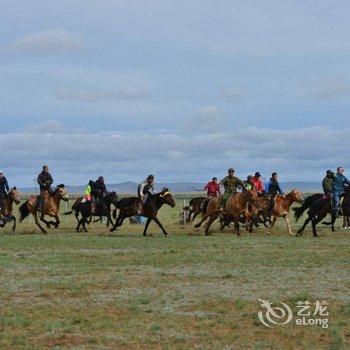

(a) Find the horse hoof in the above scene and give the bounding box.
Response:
[290,232,296,236]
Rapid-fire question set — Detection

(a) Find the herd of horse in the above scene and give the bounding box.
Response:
[0,184,349,237]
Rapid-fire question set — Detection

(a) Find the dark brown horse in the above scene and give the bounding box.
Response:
[19,184,69,234]
[110,188,175,236]
[0,187,21,231]
[183,197,207,222]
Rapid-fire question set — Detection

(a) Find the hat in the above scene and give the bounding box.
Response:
[326,170,334,175]
[98,176,104,181]
[255,172,261,177]
[247,175,253,180]
[147,174,155,179]
[228,168,235,173]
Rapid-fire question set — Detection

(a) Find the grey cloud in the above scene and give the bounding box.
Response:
[298,78,350,100]
[1,125,349,186]
[55,87,150,102]
[4,29,85,54]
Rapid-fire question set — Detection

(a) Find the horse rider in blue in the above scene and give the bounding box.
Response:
[332,167,350,218]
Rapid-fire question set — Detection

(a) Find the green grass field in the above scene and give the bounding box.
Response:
[0,198,349,349]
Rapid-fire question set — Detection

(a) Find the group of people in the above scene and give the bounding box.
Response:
[0,165,349,218]
[203,169,283,201]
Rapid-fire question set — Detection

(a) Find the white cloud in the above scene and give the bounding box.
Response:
[4,29,85,54]
[1,124,349,186]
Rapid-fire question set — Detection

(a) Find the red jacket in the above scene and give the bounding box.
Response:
[252,177,264,193]
[204,181,221,196]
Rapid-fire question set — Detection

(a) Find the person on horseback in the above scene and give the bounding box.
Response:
[137,175,156,214]
[220,168,245,205]
[0,172,10,213]
[322,170,335,200]
[252,172,265,195]
[204,177,221,198]
[243,175,256,190]
[265,172,284,214]
[332,167,350,218]
[89,176,107,213]
[37,165,53,211]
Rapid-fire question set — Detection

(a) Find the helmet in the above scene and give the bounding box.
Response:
[147,174,155,180]
[247,175,253,180]
[255,172,261,177]
[326,170,334,175]
[98,176,104,181]
[228,168,235,173]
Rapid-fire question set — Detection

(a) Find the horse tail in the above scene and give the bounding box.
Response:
[19,201,30,222]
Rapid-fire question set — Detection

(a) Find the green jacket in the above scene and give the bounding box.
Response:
[220,176,245,194]
[322,175,334,194]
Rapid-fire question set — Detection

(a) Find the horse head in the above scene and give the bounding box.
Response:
[108,191,119,205]
[9,187,21,204]
[159,188,176,208]
[56,184,69,201]
[290,189,304,204]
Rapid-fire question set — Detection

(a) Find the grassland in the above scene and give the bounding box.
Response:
[0,197,349,349]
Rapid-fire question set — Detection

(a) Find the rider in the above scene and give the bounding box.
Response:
[0,172,10,212]
[204,177,221,198]
[220,168,245,205]
[252,172,265,195]
[243,175,256,190]
[322,170,335,200]
[265,172,284,214]
[332,167,350,218]
[89,176,107,212]
[138,175,156,213]
[37,165,53,211]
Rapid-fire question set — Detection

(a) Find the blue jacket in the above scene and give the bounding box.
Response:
[332,173,350,193]
[265,178,283,196]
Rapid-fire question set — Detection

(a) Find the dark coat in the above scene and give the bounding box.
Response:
[37,171,53,191]
[0,176,9,197]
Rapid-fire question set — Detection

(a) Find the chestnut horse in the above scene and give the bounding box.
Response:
[194,190,258,235]
[19,184,69,234]
[269,190,304,235]
[0,187,21,231]
[110,188,176,236]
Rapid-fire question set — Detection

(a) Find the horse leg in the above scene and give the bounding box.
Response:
[205,213,219,236]
[268,215,278,235]
[153,217,169,236]
[40,214,52,229]
[34,211,47,234]
[53,215,60,228]
[143,218,152,237]
[81,215,88,232]
[11,215,16,231]
[194,212,210,228]
[297,216,312,236]
[284,214,294,236]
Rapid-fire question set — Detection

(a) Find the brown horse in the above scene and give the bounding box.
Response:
[194,190,258,235]
[183,197,207,222]
[0,187,21,231]
[110,188,176,236]
[269,190,304,235]
[19,184,69,234]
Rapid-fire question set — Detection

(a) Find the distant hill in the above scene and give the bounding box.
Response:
[19,181,321,194]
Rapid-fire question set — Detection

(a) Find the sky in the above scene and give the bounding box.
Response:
[1,0,350,187]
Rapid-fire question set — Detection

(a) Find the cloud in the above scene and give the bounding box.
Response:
[54,87,149,102]
[1,124,349,186]
[220,88,242,98]
[298,78,350,100]
[4,29,85,54]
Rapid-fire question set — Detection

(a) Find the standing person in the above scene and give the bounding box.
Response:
[220,168,245,205]
[37,165,53,211]
[252,172,265,194]
[0,172,10,212]
[265,172,284,214]
[137,175,156,214]
[204,177,221,198]
[322,170,335,200]
[332,167,350,218]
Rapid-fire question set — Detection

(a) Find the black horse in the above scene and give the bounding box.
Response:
[296,188,350,237]
[110,188,176,236]
[66,191,118,232]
